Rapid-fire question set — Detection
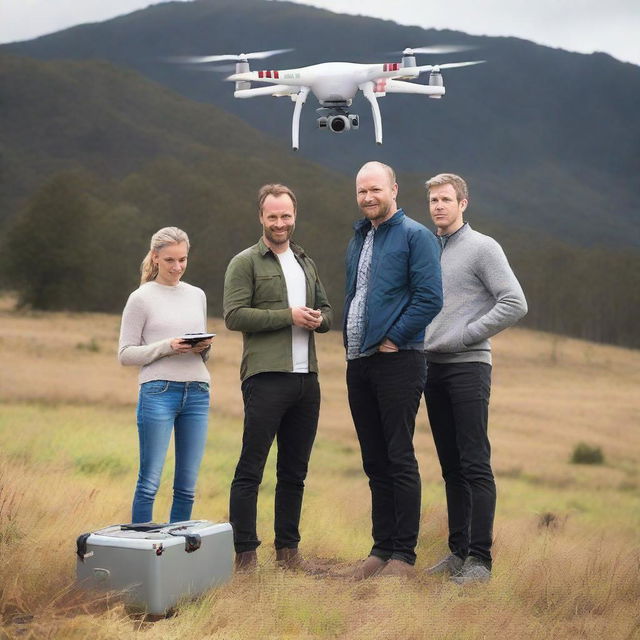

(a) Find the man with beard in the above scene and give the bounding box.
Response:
[344,162,443,578]
[223,183,332,571]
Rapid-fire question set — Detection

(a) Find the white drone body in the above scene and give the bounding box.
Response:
[177,48,483,150]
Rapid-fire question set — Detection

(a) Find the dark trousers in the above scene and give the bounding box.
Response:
[424,361,495,568]
[347,351,426,565]
[229,372,320,553]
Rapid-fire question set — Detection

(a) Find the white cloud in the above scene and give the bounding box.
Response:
[288,0,640,65]
[0,0,188,43]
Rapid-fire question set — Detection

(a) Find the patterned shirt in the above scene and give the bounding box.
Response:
[346,227,375,360]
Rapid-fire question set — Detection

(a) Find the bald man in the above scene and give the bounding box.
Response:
[344,161,443,578]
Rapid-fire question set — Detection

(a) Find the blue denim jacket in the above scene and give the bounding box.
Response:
[344,209,443,355]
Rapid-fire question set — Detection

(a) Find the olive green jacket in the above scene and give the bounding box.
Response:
[223,238,332,381]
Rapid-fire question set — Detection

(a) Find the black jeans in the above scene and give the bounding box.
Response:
[229,372,320,553]
[347,350,426,565]
[424,361,495,568]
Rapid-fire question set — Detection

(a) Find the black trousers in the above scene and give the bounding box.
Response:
[424,361,495,568]
[229,372,320,553]
[347,351,426,565]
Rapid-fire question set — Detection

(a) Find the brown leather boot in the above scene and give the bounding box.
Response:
[235,549,258,572]
[275,548,328,575]
[275,547,301,569]
[352,555,387,580]
[378,558,415,578]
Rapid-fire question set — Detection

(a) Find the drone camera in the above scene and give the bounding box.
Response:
[329,114,349,132]
[318,113,360,133]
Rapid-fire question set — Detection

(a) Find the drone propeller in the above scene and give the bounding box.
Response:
[180,63,238,73]
[416,60,486,72]
[167,48,293,64]
[402,45,477,56]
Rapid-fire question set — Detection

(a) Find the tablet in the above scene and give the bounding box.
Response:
[178,333,216,345]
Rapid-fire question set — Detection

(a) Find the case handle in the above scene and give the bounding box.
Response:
[120,522,164,532]
[76,532,91,561]
[166,525,202,553]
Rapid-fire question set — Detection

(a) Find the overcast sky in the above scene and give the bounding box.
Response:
[1,0,638,66]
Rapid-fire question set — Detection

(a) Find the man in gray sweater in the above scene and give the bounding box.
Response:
[423,173,527,583]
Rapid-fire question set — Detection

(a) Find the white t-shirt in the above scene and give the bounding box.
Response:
[277,248,309,373]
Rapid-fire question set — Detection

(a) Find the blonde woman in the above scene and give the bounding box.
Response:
[119,227,212,523]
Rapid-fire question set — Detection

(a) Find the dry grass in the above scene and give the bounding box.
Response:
[1,294,639,639]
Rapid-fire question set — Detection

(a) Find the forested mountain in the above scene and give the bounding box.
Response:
[1,1,638,347]
[3,0,640,247]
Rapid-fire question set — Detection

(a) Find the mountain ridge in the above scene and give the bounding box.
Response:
[3,0,639,247]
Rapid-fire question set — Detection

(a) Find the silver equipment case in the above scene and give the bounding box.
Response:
[76,520,233,615]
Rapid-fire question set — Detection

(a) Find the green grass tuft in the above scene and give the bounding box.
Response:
[570,442,605,465]
[75,337,101,352]
[75,454,129,476]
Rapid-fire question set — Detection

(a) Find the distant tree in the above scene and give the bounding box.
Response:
[94,202,153,310]
[511,241,640,349]
[5,171,145,311]
[7,172,100,309]
[4,161,639,350]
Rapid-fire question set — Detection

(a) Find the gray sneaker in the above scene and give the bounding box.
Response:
[450,556,491,584]
[425,553,465,576]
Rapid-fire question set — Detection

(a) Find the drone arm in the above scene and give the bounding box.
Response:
[359,81,383,145]
[291,86,310,151]
[363,60,485,83]
[234,84,298,98]
[383,79,446,97]
[364,65,419,82]
[228,70,306,87]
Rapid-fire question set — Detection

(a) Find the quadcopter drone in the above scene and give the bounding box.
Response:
[173,47,484,150]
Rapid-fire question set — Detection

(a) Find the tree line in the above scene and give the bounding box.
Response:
[2,167,639,350]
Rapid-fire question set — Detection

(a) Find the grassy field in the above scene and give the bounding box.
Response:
[0,295,639,639]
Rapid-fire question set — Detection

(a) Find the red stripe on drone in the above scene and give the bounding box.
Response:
[258,71,265,78]
[274,70,279,79]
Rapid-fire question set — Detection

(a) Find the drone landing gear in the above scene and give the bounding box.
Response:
[360,81,383,145]
[291,86,310,151]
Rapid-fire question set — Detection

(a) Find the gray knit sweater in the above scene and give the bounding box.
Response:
[118,281,211,384]
[424,223,527,365]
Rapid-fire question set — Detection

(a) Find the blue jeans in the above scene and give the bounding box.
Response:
[132,380,210,524]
